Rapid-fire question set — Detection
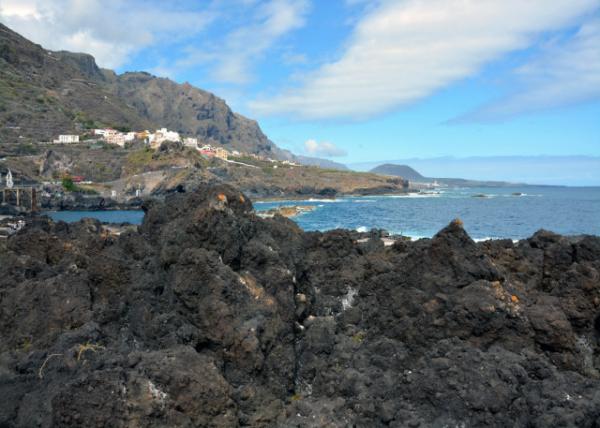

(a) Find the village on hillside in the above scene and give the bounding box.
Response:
[52,128,300,166]
[0,126,311,222]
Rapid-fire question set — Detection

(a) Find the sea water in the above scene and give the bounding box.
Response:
[254,186,600,240]
[45,186,600,240]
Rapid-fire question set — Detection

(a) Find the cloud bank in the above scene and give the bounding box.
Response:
[152,0,310,84]
[461,18,600,121]
[250,0,599,120]
[304,139,347,157]
[0,0,213,68]
[208,0,310,84]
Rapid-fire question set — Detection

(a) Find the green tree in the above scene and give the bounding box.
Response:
[61,176,77,192]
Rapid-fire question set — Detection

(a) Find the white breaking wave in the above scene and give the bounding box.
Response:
[307,198,343,203]
[473,237,520,243]
[408,235,430,241]
[385,193,442,199]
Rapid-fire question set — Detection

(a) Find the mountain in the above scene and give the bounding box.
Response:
[0,24,153,141]
[369,163,522,187]
[370,164,425,180]
[0,23,289,159]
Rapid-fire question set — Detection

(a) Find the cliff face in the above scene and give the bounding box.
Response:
[1,184,600,426]
[107,72,281,156]
[0,23,282,158]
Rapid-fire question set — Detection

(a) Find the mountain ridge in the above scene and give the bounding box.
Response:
[369,163,525,187]
[0,22,294,160]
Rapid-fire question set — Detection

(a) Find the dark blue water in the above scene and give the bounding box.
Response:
[254,186,600,240]
[47,210,145,225]
[44,186,600,240]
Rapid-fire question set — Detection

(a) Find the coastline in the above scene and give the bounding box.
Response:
[4,185,598,241]
[251,189,416,203]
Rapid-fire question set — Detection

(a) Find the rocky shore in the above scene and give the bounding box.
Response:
[256,205,316,218]
[1,184,600,427]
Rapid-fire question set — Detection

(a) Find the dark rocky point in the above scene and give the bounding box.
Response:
[1,184,600,426]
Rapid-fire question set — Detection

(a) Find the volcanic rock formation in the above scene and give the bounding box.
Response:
[1,185,600,426]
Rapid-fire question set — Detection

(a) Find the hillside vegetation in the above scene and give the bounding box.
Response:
[0,142,405,200]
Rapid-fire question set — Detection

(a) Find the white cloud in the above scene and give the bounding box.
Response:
[461,18,600,120]
[181,0,310,84]
[304,139,347,157]
[0,0,214,68]
[250,0,599,120]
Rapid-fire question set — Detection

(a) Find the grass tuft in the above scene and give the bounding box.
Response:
[77,342,105,362]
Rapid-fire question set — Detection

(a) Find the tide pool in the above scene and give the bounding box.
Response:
[46,210,145,225]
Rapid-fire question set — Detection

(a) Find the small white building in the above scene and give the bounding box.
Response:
[54,134,79,144]
[183,137,198,148]
[94,129,112,137]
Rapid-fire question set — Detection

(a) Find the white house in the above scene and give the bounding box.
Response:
[183,137,198,148]
[54,134,79,144]
[94,129,112,137]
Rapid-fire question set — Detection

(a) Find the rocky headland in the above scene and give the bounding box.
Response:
[1,142,408,211]
[1,184,600,427]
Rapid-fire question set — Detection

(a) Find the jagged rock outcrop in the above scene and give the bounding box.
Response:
[1,185,600,426]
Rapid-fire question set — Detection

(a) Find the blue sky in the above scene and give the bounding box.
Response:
[1,0,599,184]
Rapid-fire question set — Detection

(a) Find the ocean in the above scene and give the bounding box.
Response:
[253,186,600,240]
[45,186,600,241]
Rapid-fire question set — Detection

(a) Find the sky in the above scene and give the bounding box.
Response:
[1,0,599,184]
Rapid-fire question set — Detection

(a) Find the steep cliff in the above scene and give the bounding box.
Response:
[0,23,285,158]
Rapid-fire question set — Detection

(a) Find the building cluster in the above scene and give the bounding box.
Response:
[199,145,229,160]
[93,129,138,146]
[51,128,300,166]
[91,127,230,160]
[146,128,181,148]
[248,153,298,166]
